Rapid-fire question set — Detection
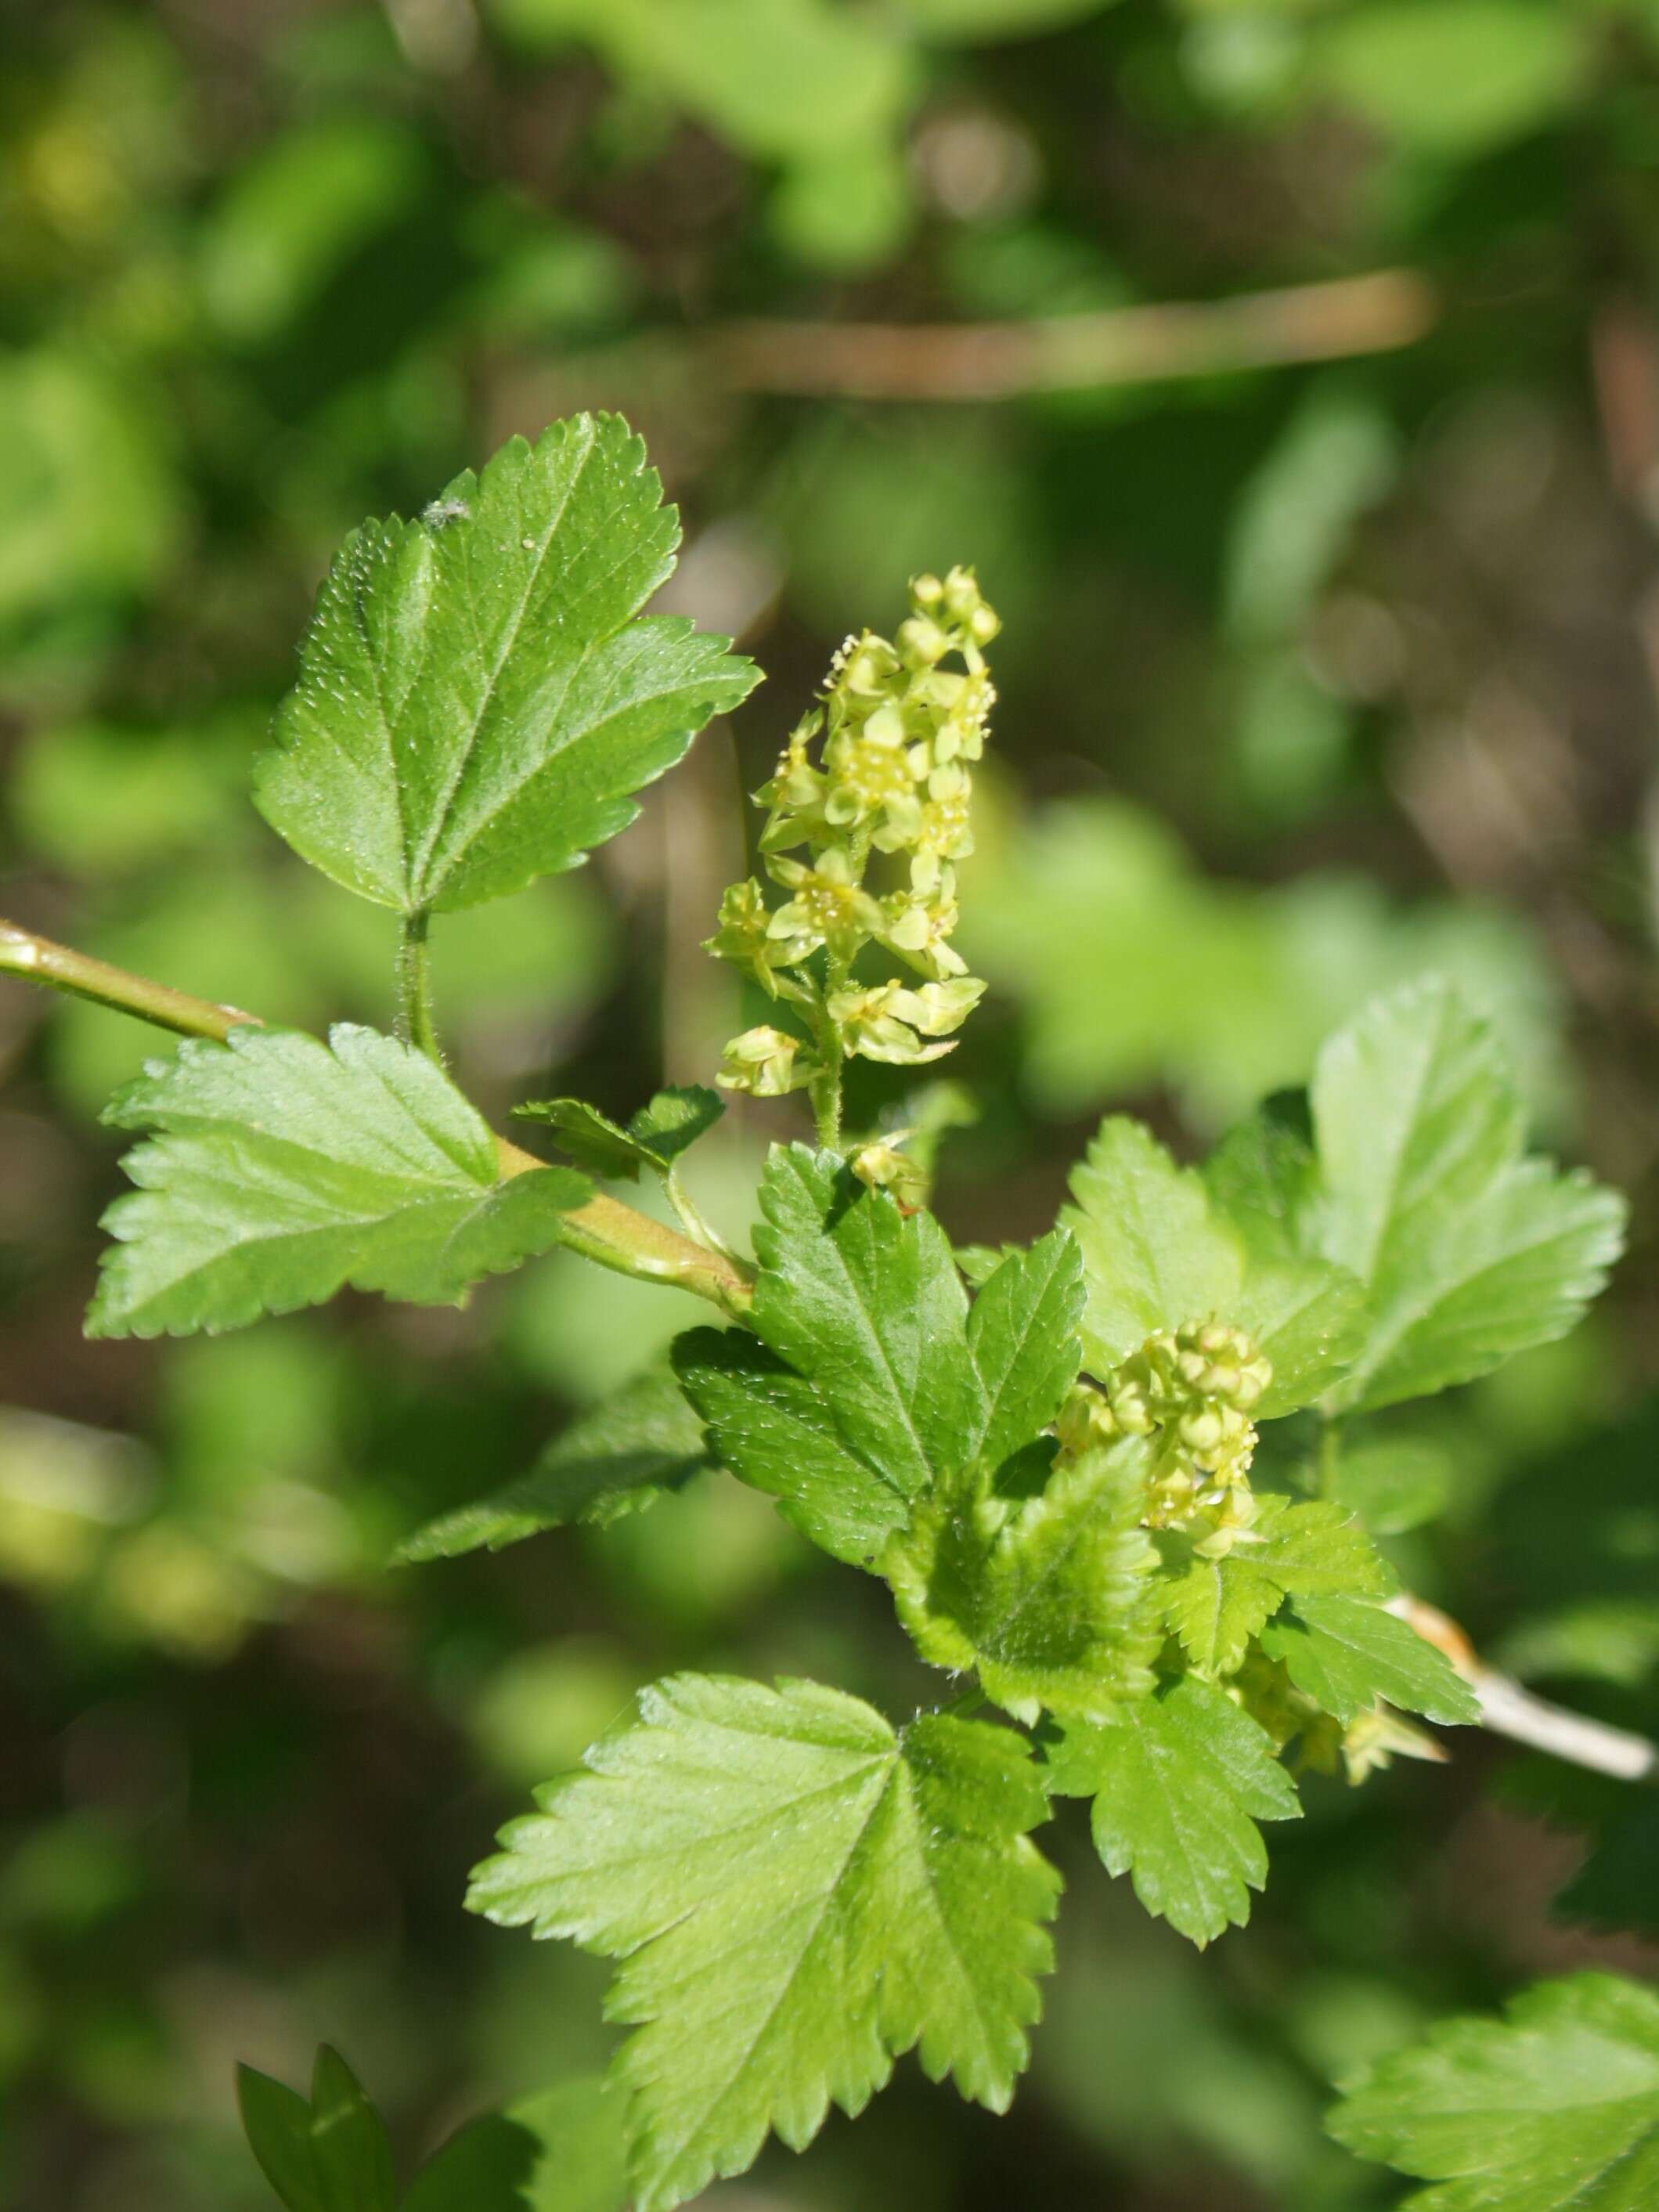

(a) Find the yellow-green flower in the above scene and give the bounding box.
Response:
[716,1025,814,1097]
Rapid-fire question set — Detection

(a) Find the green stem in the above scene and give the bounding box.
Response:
[398,908,442,1063]
[496,1136,753,1317]
[1316,1419,1343,1500]
[0,918,261,1041]
[0,915,753,1321]
[808,945,852,1153]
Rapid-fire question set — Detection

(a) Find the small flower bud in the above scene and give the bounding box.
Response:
[910,572,944,609]
[896,615,948,669]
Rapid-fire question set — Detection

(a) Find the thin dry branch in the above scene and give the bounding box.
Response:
[1391,1593,1658,1783]
[704,269,1437,402]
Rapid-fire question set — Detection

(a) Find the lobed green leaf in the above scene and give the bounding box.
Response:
[89,1025,591,1338]
[255,413,759,915]
[1043,1676,1300,1947]
[1260,1595,1479,1727]
[1327,1971,1659,2209]
[467,1673,1060,2211]
[1310,979,1625,1412]
[396,1363,714,1561]
[1064,1117,1361,1416]
[1157,1494,1394,1678]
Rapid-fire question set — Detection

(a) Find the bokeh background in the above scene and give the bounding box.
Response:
[5,0,1659,2204]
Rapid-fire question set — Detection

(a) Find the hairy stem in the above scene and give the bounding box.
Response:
[398,909,442,1063]
[0,915,752,1319]
[0,918,261,1041]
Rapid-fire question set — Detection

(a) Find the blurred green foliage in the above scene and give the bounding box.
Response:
[5,0,1659,2206]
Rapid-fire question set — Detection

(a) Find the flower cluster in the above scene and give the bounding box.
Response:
[1058,1321,1273,1546]
[707,569,999,1117]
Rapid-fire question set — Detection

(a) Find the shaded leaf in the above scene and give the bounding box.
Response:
[886,1438,1160,1722]
[514,1086,723,1181]
[397,1365,712,1561]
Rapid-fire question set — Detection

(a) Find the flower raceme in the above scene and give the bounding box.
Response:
[706,567,998,1136]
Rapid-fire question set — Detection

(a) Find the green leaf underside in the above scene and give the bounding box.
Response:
[1260,1596,1478,1726]
[514,1085,723,1181]
[468,1674,1060,2212]
[254,413,759,915]
[88,1025,590,1338]
[396,1364,714,1561]
[238,2047,396,2212]
[1159,1495,1395,1678]
[1311,979,1626,1412]
[1063,1117,1360,1417]
[1043,1677,1300,1947]
[673,1327,904,1564]
[885,1438,1159,1723]
[1327,1971,1659,2210]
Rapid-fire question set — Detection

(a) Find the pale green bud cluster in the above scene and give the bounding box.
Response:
[706,569,998,1100]
[1059,1321,1272,1544]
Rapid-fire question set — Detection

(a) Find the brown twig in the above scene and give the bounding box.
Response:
[703,269,1438,403]
[1392,1594,1658,1782]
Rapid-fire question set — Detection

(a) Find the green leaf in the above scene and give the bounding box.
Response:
[468,1673,1059,2212]
[406,2075,629,2212]
[308,2047,398,2212]
[1063,1118,1243,1371]
[1311,980,1625,1412]
[967,1229,1086,1473]
[396,1364,713,1561]
[751,1146,985,1499]
[1327,1971,1659,2209]
[237,2048,395,2212]
[1311,0,1582,158]
[239,2066,326,2212]
[1202,1096,1318,1259]
[1065,1117,1359,1415]
[254,414,759,915]
[514,1087,723,1181]
[1158,1495,1394,1677]
[88,1025,590,1339]
[672,1327,907,1564]
[885,1438,1160,1723]
[1260,1597,1479,1727]
[1042,1677,1300,1947]
[1330,1439,1452,1535]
